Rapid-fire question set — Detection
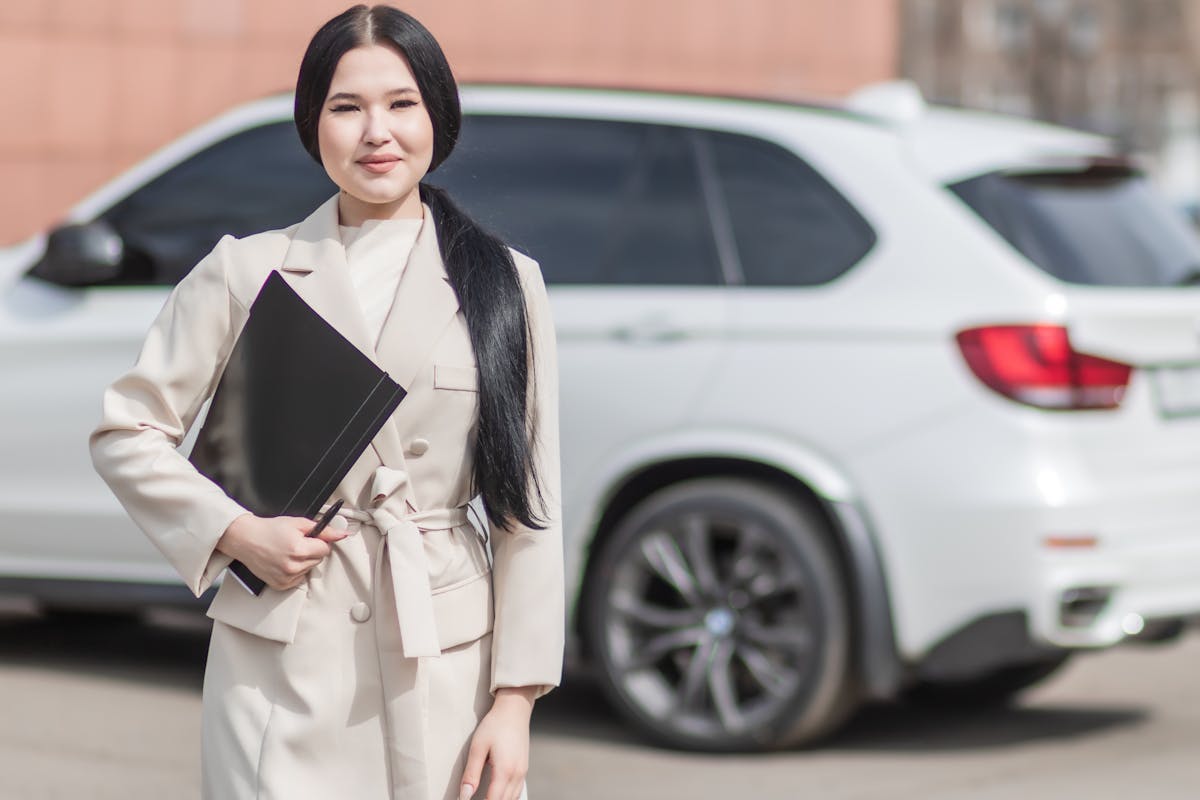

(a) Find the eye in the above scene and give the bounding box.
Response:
[391,99,418,109]
[330,104,358,113]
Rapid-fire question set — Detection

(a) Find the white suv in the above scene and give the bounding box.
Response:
[3,83,1199,751]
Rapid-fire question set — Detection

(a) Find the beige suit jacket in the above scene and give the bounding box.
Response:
[88,194,564,697]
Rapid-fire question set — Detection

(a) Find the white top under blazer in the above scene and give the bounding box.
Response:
[338,213,424,345]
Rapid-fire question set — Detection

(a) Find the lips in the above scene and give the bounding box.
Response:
[357,155,401,174]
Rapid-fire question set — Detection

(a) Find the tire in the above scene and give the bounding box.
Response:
[905,653,1072,708]
[582,477,857,751]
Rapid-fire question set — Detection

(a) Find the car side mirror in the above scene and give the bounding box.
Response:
[29,221,125,287]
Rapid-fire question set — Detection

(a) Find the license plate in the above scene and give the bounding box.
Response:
[1153,365,1200,417]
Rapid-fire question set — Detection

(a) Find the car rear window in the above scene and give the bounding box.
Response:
[948,165,1200,287]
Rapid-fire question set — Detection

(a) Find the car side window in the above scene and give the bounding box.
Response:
[434,115,723,285]
[98,122,336,286]
[605,125,723,285]
[702,130,876,286]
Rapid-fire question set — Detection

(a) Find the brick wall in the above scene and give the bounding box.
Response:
[0,0,898,243]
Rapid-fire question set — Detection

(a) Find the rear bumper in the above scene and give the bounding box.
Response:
[853,387,1200,660]
[1031,523,1200,647]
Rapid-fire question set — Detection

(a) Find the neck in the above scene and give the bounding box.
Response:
[337,188,424,227]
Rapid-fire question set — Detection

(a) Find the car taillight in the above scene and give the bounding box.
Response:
[955,324,1132,410]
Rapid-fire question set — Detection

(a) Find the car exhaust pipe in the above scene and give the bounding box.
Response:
[1059,586,1112,628]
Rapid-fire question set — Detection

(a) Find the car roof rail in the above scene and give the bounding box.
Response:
[845,80,928,125]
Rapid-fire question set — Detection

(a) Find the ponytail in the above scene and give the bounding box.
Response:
[420,183,546,530]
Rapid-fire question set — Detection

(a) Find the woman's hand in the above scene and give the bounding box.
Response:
[216,512,347,591]
[460,686,537,800]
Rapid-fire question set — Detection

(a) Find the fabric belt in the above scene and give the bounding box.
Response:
[319,465,469,658]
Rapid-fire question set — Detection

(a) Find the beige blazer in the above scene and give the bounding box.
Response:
[89,193,564,698]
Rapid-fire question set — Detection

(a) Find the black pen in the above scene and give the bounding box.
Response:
[307,499,345,538]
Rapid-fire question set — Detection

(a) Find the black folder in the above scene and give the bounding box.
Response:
[188,269,406,595]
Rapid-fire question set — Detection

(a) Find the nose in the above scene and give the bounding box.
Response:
[362,108,392,145]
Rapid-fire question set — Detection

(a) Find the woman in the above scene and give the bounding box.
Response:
[87,5,563,800]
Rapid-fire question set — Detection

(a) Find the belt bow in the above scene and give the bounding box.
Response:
[331,465,468,658]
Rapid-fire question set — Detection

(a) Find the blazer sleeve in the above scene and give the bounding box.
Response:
[488,255,566,699]
[88,235,249,597]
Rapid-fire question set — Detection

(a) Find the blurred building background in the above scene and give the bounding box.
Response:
[900,0,1200,205]
[0,0,898,243]
[4,0,1200,243]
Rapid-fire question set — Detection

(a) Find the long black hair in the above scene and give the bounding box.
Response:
[294,4,545,531]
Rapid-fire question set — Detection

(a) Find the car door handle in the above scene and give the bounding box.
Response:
[610,318,689,343]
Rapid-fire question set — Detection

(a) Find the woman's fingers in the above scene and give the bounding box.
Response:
[296,535,332,559]
[469,689,533,800]
[487,770,514,800]
[257,526,340,590]
[483,754,526,800]
[460,733,488,799]
[498,767,527,800]
[294,515,350,545]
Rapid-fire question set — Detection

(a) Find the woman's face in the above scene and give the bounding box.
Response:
[317,44,435,224]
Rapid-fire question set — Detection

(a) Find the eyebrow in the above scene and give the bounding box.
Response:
[326,88,419,102]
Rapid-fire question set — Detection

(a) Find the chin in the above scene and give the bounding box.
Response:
[345,183,415,207]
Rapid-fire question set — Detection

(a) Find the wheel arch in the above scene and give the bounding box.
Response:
[573,435,904,699]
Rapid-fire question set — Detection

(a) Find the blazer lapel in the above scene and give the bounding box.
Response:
[276,193,378,363]
[374,203,462,393]
[276,193,412,469]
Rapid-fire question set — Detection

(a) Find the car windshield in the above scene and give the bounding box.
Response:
[948,165,1200,287]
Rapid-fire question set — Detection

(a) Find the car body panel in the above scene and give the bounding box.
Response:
[2,83,1199,680]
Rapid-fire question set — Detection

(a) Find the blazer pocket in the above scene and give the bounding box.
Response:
[434,364,479,393]
[431,570,493,651]
[205,577,308,644]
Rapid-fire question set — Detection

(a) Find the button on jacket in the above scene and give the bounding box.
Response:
[88,194,564,800]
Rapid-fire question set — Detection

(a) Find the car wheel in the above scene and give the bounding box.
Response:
[583,477,856,751]
[905,653,1072,708]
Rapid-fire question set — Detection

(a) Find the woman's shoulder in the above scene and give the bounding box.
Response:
[505,247,554,330]
[507,246,545,289]
[226,217,304,261]
[199,221,304,307]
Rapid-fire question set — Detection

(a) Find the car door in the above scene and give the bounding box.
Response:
[436,114,733,585]
[692,127,888,457]
[0,121,333,584]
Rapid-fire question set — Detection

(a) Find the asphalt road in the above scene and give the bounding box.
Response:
[0,600,1195,799]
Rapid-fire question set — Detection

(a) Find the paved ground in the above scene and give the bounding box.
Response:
[0,600,1195,799]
